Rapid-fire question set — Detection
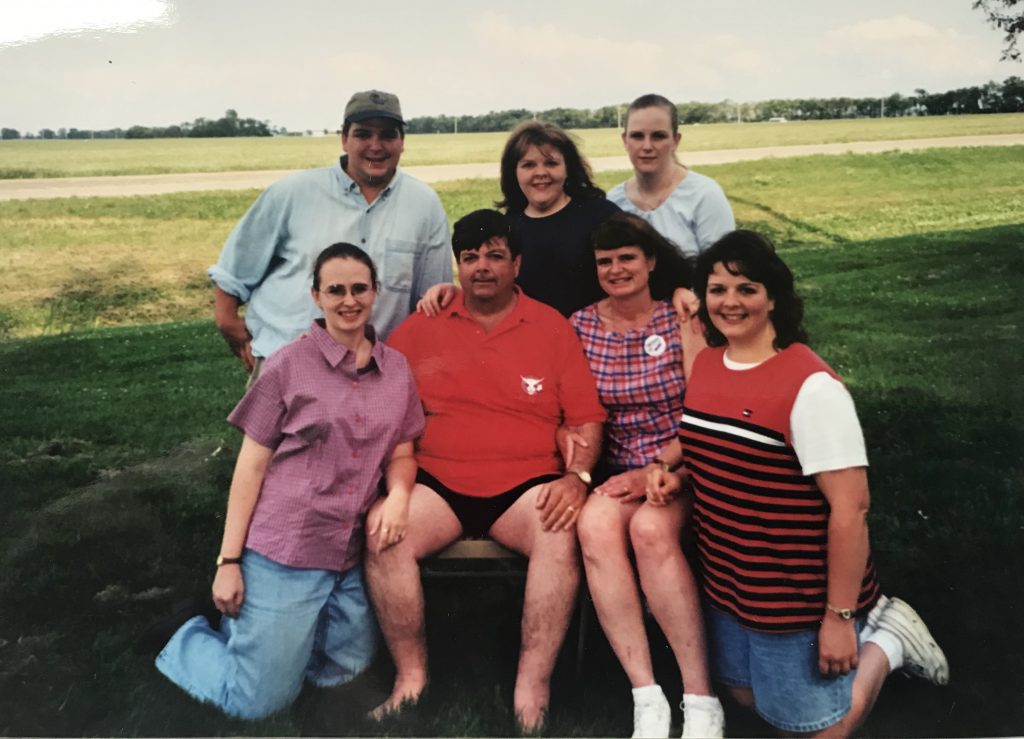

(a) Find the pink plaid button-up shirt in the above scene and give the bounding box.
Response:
[228,320,424,571]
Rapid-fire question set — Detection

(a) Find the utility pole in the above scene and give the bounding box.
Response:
[880,97,885,118]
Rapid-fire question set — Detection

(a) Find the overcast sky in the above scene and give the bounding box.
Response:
[1,0,1018,133]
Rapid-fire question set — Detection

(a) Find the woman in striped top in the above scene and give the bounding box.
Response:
[571,212,725,738]
[648,230,948,735]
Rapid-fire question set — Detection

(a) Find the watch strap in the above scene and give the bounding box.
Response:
[826,603,854,620]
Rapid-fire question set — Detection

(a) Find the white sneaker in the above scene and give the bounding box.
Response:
[680,695,725,738]
[632,691,671,738]
[875,596,949,686]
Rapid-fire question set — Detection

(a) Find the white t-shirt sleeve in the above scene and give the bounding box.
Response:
[790,372,868,476]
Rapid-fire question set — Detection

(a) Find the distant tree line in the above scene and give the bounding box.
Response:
[1,109,272,141]
[404,77,1024,133]
[3,79,1023,140]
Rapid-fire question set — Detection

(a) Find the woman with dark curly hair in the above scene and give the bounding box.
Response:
[648,230,948,736]
[419,120,619,317]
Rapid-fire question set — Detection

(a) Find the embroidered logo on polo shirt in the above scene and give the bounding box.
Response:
[521,376,544,396]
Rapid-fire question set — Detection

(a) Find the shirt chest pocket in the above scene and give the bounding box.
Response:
[276,417,330,468]
[382,238,418,292]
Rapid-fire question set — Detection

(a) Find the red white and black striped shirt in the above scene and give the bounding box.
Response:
[680,343,881,632]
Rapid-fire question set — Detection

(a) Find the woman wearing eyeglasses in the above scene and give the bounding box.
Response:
[154,243,424,720]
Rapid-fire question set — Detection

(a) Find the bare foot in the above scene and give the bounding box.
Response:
[516,704,548,736]
[369,676,427,720]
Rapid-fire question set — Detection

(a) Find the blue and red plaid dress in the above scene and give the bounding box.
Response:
[570,300,686,472]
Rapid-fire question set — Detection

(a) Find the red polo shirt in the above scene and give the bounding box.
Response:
[388,289,606,497]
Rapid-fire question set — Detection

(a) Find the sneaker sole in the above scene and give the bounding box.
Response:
[877,597,949,685]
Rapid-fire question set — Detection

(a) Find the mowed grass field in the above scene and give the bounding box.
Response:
[0,112,1021,178]
[1,144,1023,736]
[0,146,1020,339]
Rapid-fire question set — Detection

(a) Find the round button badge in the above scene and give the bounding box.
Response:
[644,334,667,357]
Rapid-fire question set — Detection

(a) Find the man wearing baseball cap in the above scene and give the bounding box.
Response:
[209,90,452,378]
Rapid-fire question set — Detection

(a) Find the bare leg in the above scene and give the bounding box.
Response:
[724,644,890,737]
[489,484,580,732]
[726,685,756,710]
[577,494,655,687]
[364,484,461,718]
[631,498,713,696]
[812,642,889,738]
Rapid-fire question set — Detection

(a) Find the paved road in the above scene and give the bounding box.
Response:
[1,133,1021,201]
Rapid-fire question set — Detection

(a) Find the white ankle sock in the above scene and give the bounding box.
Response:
[632,684,666,705]
[866,629,904,672]
[682,693,723,712]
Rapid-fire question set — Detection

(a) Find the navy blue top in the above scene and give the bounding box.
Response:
[510,197,620,317]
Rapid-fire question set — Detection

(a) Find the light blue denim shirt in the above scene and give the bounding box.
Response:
[209,157,452,358]
[607,170,735,259]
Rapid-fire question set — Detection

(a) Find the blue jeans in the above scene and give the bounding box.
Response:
[156,550,376,719]
[706,606,864,733]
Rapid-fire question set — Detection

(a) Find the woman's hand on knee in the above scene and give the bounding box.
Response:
[593,469,645,502]
[369,493,410,553]
[645,466,682,506]
[212,565,245,618]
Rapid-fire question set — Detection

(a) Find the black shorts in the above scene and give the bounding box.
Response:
[415,469,561,538]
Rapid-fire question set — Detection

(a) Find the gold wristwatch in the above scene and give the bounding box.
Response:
[569,469,592,488]
[826,603,854,620]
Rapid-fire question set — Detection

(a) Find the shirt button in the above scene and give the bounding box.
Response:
[352,450,360,458]
[351,381,358,388]
[361,238,366,243]
[355,414,362,422]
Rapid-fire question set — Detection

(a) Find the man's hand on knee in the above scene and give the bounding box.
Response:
[535,474,587,532]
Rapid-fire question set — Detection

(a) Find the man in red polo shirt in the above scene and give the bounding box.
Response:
[367,209,605,732]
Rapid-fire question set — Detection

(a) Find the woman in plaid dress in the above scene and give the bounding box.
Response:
[571,212,725,738]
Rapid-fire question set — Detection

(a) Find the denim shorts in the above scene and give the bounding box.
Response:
[706,606,864,733]
[156,549,376,719]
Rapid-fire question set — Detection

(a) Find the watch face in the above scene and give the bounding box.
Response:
[575,470,592,484]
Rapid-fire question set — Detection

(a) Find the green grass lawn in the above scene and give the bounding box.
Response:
[1,146,1020,340]
[0,113,1021,178]
[1,147,1023,735]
